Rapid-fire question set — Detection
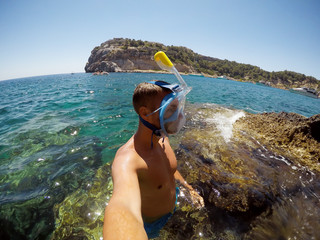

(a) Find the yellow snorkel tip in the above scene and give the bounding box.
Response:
[154,51,173,68]
[154,51,190,91]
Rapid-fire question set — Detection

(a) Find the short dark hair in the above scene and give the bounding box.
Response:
[132,80,171,114]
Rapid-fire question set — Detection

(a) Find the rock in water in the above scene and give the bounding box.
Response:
[233,112,320,171]
[84,38,320,93]
[85,38,158,73]
[84,38,196,73]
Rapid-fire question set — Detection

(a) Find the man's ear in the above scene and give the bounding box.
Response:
[139,106,149,119]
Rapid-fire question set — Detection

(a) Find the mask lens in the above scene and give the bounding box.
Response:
[164,100,179,121]
[161,93,186,134]
[163,94,185,121]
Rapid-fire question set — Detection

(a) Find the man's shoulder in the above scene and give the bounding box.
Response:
[115,144,138,162]
[112,141,141,171]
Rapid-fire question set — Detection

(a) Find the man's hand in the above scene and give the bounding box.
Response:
[188,188,205,209]
[180,185,204,209]
[174,170,205,209]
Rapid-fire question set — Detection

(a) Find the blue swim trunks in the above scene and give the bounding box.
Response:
[144,187,180,239]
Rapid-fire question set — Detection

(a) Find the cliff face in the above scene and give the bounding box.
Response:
[85,38,195,73]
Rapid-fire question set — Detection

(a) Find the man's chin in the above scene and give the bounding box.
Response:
[166,129,178,135]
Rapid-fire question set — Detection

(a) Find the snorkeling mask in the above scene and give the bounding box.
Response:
[139,51,192,146]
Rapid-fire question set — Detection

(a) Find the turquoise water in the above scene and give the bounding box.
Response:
[0,73,319,239]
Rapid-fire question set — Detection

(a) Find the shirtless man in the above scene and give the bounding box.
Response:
[103,80,204,239]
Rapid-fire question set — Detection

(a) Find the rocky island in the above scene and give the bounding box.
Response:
[85,38,320,94]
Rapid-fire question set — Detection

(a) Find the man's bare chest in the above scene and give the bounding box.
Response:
[138,149,177,190]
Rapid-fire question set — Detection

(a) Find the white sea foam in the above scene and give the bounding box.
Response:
[207,109,245,142]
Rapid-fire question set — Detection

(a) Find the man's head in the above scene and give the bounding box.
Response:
[133,81,171,119]
[133,80,187,138]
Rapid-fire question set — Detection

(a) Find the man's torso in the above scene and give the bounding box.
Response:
[114,136,177,223]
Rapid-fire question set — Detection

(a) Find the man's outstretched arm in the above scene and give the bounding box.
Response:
[104,202,147,240]
[103,154,147,240]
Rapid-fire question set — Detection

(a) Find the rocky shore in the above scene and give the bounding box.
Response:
[233,112,320,171]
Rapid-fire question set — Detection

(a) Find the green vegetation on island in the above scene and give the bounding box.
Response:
[86,38,320,92]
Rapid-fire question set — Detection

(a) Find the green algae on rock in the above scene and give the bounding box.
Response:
[51,164,112,240]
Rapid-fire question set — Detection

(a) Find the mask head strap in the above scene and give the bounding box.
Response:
[138,115,162,149]
[147,81,182,92]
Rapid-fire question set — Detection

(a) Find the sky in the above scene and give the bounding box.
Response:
[0,0,319,81]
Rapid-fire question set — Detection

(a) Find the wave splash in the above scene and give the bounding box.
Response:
[202,104,246,142]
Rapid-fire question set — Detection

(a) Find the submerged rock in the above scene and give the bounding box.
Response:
[0,126,103,240]
[51,164,112,240]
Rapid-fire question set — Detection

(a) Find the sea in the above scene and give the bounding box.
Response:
[0,72,319,239]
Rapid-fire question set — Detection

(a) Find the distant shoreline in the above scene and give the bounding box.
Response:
[98,70,319,97]
[115,69,218,78]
